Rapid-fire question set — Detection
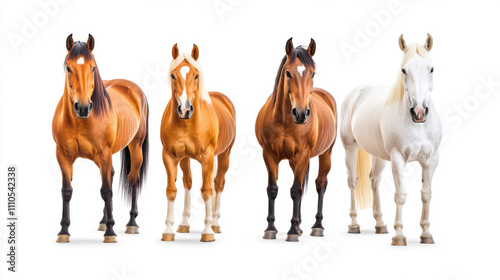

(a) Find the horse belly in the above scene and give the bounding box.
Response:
[311,101,336,157]
[211,94,236,155]
[351,88,391,161]
[110,98,141,154]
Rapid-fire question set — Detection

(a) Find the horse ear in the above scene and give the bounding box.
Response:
[425,33,433,51]
[172,43,179,59]
[398,34,407,52]
[87,34,95,51]
[307,38,316,56]
[285,37,294,56]
[191,44,199,60]
[66,34,74,51]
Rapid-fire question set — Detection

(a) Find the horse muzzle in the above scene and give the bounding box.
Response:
[74,101,93,119]
[292,107,311,124]
[410,104,428,123]
[177,102,194,119]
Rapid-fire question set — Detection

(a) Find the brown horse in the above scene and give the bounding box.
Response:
[255,38,337,242]
[160,44,236,242]
[52,34,149,243]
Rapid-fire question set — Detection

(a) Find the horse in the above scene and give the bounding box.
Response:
[255,38,337,242]
[52,34,149,243]
[340,34,442,246]
[160,44,236,242]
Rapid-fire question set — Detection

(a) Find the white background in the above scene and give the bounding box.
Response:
[1,0,500,279]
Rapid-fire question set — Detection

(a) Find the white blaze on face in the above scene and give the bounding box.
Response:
[76,57,85,65]
[297,64,306,76]
[179,66,190,105]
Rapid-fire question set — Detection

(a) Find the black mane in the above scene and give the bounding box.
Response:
[272,46,315,103]
[65,42,112,116]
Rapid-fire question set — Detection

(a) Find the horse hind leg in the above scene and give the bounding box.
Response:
[370,158,388,234]
[344,141,361,234]
[311,145,333,237]
[177,158,192,233]
[123,141,143,234]
[212,144,233,234]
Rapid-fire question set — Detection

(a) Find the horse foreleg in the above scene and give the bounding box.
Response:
[98,168,114,231]
[370,158,388,234]
[177,157,192,233]
[99,150,116,243]
[212,146,233,234]
[419,152,439,244]
[161,151,178,241]
[286,152,310,242]
[390,151,407,246]
[200,153,216,242]
[311,146,333,237]
[56,148,74,243]
[262,149,279,240]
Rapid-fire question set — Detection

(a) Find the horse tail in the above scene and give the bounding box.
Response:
[120,103,149,204]
[303,161,310,193]
[355,148,372,210]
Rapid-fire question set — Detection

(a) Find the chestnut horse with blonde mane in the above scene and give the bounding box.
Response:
[52,34,149,243]
[256,38,337,242]
[160,44,236,242]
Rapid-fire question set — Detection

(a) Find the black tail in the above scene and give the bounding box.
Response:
[303,161,310,193]
[120,103,149,204]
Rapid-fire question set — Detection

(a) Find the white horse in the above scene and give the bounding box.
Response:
[340,34,442,246]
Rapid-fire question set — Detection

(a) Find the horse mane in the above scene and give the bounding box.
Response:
[168,53,211,103]
[64,42,112,116]
[272,46,315,103]
[386,43,431,105]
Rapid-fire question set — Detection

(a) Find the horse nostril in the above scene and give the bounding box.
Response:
[88,102,93,112]
[425,107,429,117]
[74,102,79,112]
[189,105,194,112]
[177,105,182,115]
[292,108,298,118]
[305,108,311,118]
[409,107,416,118]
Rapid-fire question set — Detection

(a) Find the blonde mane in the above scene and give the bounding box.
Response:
[168,53,211,103]
[386,43,431,105]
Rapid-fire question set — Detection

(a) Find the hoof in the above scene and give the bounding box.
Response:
[298,228,303,236]
[56,235,70,243]
[161,233,175,241]
[201,233,215,242]
[375,226,389,234]
[420,235,435,244]
[177,225,190,233]
[286,234,300,242]
[103,236,117,243]
[211,225,221,233]
[263,231,277,240]
[348,225,360,234]
[125,226,139,234]
[391,236,407,246]
[310,228,324,237]
[97,223,106,231]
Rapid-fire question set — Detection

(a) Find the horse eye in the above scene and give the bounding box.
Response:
[92,66,96,72]
[312,72,316,78]
[66,66,72,73]
[286,71,291,78]
[402,68,407,75]
[171,74,175,80]
[195,74,199,80]
[430,67,434,73]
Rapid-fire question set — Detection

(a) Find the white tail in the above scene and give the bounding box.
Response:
[355,148,372,210]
